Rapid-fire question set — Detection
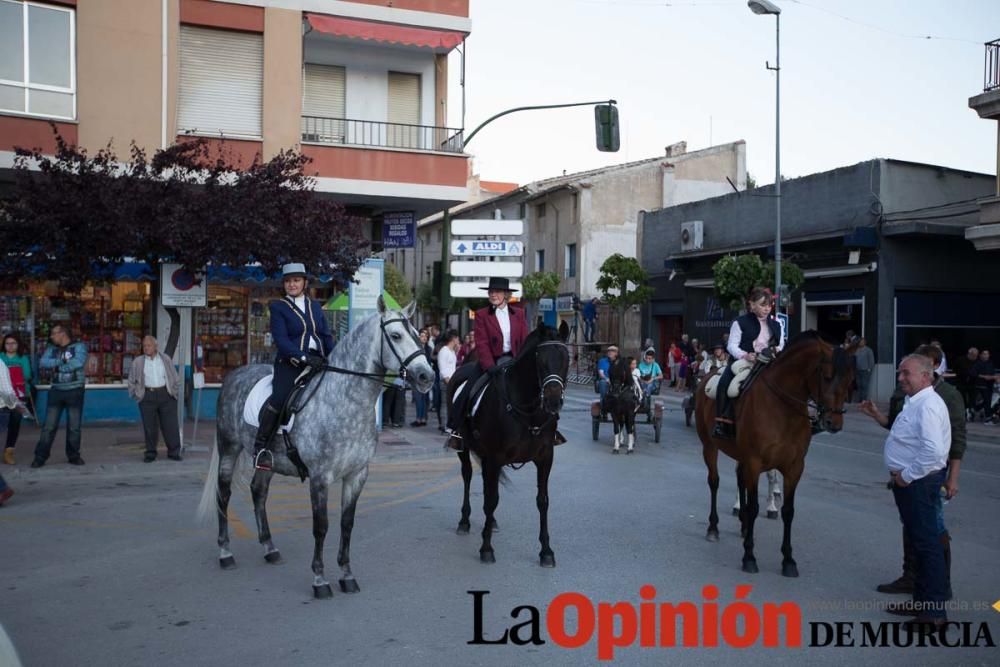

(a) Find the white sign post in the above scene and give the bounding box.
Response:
[449,219,525,298]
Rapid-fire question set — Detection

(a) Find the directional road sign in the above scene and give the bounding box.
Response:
[451,219,524,236]
[449,261,523,278]
[450,240,524,257]
[450,281,524,298]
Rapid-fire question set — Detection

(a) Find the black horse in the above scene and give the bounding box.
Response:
[452,321,570,566]
[606,356,639,454]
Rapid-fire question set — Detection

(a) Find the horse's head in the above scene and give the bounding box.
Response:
[530,320,570,415]
[377,296,434,393]
[802,334,855,433]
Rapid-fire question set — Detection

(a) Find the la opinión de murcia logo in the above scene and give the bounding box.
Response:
[467,586,996,660]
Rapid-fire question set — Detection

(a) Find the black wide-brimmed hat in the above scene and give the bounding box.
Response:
[480,277,518,293]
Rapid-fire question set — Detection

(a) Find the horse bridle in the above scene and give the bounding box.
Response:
[759,351,848,421]
[501,340,570,435]
[376,315,428,382]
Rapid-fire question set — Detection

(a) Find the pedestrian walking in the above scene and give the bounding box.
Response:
[31,324,88,468]
[2,334,31,465]
[127,336,182,462]
[410,329,430,427]
[0,358,27,505]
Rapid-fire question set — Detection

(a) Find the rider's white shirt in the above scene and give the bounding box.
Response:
[291,294,319,350]
[495,304,512,353]
[727,316,784,360]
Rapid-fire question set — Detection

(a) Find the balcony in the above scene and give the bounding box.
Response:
[301,116,464,154]
[985,39,1000,93]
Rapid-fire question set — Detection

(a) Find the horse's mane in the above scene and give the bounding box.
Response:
[512,324,560,364]
[610,357,633,387]
[776,329,851,379]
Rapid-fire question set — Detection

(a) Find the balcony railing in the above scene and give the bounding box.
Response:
[301,116,464,153]
[986,39,1000,93]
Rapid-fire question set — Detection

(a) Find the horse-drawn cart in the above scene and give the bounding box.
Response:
[590,396,664,443]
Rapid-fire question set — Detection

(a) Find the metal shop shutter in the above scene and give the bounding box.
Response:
[387,71,420,148]
[178,25,262,138]
[301,63,345,142]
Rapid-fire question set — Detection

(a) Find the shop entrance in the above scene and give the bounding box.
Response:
[802,299,863,344]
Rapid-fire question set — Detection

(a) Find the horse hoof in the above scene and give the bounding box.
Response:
[219,556,237,570]
[766,510,779,520]
[313,584,334,599]
[731,507,740,516]
[706,531,720,543]
[339,578,361,593]
[488,519,499,532]
[612,449,619,455]
[626,449,633,455]
[782,562,799,578]
[456,522,470,535]
[480,551,496,564]
[264,551,282,564]
[742,560,759,574]
[540,553,556,568]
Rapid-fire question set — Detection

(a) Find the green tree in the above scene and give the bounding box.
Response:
[520,270,561,327]
[383,262,412,308]
[712,254,804,311]
[415,282,439,314]
[595,254,654,348]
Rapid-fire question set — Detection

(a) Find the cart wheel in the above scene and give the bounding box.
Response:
[654,418,662,443]
[592,417,600,441]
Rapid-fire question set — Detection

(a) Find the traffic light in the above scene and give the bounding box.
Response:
[594,104,620,152]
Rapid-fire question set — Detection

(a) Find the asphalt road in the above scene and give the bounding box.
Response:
[2,384,999,666]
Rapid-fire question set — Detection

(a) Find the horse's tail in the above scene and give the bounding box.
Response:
[195,436,221,526]
[0,624,23,667]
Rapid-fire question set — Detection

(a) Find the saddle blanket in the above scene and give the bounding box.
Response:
[451,380,488,417]
[704,359,753,400]
[243,374,294,432]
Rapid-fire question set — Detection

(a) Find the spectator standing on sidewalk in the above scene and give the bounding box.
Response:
[2,334,31,465]
[0,358,27,505]
[437,330,460,428]
[127,336,182,462]
[31,325,88,468]
[411,329,430,427]
[854,337,875,402]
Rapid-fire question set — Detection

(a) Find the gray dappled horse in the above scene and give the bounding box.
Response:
[197,297,434,598]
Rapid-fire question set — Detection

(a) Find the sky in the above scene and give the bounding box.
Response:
[447,0,1000,187]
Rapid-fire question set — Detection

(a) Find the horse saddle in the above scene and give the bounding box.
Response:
[243,368,320,431]
[704,359,754,401]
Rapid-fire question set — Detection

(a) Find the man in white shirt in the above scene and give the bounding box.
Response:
[882,353,951,628]
[127,336,182,462]
[437,330,460,388]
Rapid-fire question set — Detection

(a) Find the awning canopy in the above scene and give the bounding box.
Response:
[305,13,465,51]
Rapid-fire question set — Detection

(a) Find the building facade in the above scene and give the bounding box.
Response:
[641,159,997,401]
[395,140,746,340]
[0,0,471,421]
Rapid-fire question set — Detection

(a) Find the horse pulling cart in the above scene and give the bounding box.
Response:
[590,395,664,444]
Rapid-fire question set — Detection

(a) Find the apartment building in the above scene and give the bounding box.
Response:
[0,0,471,420]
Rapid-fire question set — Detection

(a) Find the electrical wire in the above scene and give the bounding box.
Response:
[786,0,982,45]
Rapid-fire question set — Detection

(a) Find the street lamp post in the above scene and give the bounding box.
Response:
[748,0,781,313]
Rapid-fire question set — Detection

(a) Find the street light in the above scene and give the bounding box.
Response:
[748,0,782,314]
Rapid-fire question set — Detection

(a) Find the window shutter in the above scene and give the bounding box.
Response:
[178,26,262,138]
[387,71,420,149]
[301,63,345,143]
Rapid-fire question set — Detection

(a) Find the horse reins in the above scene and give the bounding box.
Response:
[758,351,847,422]
[500,340,569,438]
[314,315,427,388]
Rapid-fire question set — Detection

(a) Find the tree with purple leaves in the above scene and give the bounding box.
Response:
[0,129,368,355]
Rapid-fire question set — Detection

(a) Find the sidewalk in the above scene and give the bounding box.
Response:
[1,411,453,481]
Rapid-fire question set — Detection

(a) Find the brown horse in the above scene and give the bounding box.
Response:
[695,331,855,576]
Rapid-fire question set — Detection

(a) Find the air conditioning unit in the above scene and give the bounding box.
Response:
[680,220,704,252]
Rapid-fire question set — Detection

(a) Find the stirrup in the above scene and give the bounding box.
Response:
[254,448,274,471]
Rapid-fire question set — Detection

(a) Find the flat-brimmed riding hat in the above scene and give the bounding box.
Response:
[281,263,308,279]
[711,342,725,351]
[480,276,518,293]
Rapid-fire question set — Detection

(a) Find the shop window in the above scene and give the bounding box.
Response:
[198,285,249,384]
[0,0,76,119]
[31,282,151,385]
[565,243,577,278]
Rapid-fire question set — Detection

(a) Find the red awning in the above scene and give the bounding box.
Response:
[306,14,465,51]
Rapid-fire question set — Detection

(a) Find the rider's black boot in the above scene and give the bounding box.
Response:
[712,419,735,439]
[253,403,282,471]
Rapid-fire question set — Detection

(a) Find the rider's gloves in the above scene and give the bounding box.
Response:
[305,355,326,370]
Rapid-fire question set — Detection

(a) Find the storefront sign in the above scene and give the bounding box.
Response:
[382,211,415,248]
[160,263,206,307]
[348,258,384,330]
